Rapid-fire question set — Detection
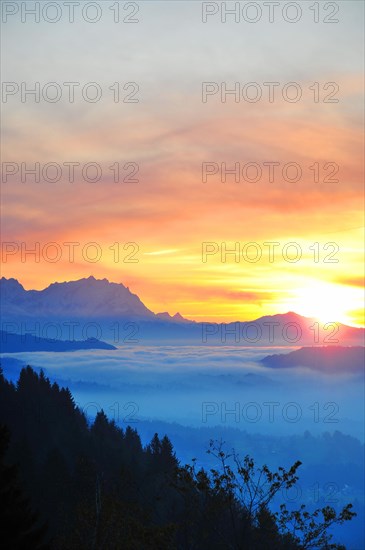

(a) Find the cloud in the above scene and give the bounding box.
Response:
[336,277,365,288]
[2,5,363,324]
[1,345,363,434]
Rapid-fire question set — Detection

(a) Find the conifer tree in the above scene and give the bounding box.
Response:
[0,424,49,549]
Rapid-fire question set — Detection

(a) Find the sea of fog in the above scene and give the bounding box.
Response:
[2,346,364,548]
[1,345,364,441]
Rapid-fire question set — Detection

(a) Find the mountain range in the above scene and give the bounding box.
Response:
[1,276,157,320]
[1,277,364,346]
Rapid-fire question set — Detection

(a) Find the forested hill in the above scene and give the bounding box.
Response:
[0,367,355,549]
[0,330,117,353]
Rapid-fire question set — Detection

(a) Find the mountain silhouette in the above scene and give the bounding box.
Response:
[261,346,365,374]
[1,277,363,346]
[0,276,155,319]
[0,330,116,353]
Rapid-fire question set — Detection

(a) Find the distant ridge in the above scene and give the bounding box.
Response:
[1,277,364,346]
[0,276,194,323]
[261,346,365,374]
[156,311,193,323]
[1,276,156,320]
[0,330,117,353]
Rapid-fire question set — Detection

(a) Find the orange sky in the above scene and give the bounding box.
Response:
[1,3,364,327]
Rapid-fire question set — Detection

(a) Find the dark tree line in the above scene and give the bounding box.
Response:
[0,367,355,549]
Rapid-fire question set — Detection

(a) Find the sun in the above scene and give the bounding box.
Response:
[289,282,362,326]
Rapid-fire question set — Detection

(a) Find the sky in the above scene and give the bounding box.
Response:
[1,1,364,326]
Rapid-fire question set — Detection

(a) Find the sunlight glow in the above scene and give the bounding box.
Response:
[290,283,363,325]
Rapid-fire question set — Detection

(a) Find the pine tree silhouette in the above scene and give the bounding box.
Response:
[0,424,49,549]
